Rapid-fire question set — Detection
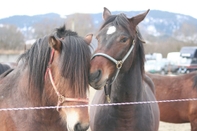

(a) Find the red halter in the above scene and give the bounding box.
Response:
[45,49,89,111]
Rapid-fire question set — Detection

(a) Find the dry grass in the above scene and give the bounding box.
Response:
[0,50,23,55]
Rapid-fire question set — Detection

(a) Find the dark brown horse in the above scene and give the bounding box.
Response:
[0,63,11,75]
[89,8,160,131]
[0,25,92,131]
[147,72,197,131]
[0,62,17,75]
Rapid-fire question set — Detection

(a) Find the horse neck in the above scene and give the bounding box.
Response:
[111,57,144,102]
[42,81,58,105]
[19,69,61,122]
[15,67,58,107]
[0,65,64,130]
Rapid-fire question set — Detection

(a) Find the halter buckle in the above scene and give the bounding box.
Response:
[116,61,123,69]
[58,94,66,104]
[106,95,111,103]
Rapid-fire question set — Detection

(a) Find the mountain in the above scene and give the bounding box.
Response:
[90,10,197,43]
[0,13,64,28]
[0,10,197,43]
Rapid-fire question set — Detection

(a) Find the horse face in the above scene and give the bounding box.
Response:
[89,24,132,89]
[48,33,92,131]
[89,7,149,90]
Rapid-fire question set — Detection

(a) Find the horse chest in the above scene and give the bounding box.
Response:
[93,105,154,131]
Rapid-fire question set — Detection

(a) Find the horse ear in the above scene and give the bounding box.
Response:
[84,34,93,45]
[103,7,111,21]
[129,9,150,27]
[48,36,62,51]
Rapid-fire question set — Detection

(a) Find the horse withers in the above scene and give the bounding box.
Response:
[89,7,160,131]
[147,72,197,131]
[0,25,92,131]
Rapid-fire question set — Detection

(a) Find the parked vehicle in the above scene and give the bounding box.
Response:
[166,52,180,74]
[145,59,171,75]
[145,58,179,75]
[178,46,197,73]
[145,53,162,61]
[167,52,181,65]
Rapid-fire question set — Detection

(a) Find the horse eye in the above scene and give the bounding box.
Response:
[120,38,128,43]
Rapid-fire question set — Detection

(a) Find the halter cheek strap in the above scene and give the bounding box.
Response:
[45,49,55,80]
[45,49,89,111]
[47,68,89,111]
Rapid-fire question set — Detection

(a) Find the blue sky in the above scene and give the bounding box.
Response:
[0,0,196,19]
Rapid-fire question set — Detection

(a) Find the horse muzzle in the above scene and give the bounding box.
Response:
[88,70,107,90]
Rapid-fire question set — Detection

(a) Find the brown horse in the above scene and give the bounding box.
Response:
[147,72,197,131]
[88,7,160,131]
[0,25,92,131]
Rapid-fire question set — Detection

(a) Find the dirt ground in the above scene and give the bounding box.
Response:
[88,87,191,131]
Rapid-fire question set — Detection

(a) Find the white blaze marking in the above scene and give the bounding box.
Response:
[66,111,79,131]
[107,26,116,34]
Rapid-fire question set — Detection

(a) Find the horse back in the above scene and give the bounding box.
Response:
[144,74,155,94]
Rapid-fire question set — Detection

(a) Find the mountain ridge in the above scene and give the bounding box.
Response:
[0,10,197,43]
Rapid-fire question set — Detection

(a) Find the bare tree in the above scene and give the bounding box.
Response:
[144,36,196,58]
[0,24,24,50]
[33,18,64,39]
[174,22,197,36]
[65,13,96,36]
[173,22,197,44]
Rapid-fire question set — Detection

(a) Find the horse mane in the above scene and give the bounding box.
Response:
[18,25,91,97]
[54,24,78,38]
[100,13,145,76]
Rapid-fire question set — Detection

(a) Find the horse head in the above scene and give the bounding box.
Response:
[45,26,93,131]
[89,7,149,90]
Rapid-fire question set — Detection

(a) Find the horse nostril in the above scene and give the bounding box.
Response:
[74,123,80,131]
[89,70,102,82]
[74,123,89,131]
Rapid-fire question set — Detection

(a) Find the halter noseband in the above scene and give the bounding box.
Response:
[91,38,136,103]
[45,49,89,111]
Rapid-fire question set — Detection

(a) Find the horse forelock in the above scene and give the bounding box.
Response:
[54,25,91,97]
[54,25,78,39]
[99,13,145,76]
[60,35,91,97]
